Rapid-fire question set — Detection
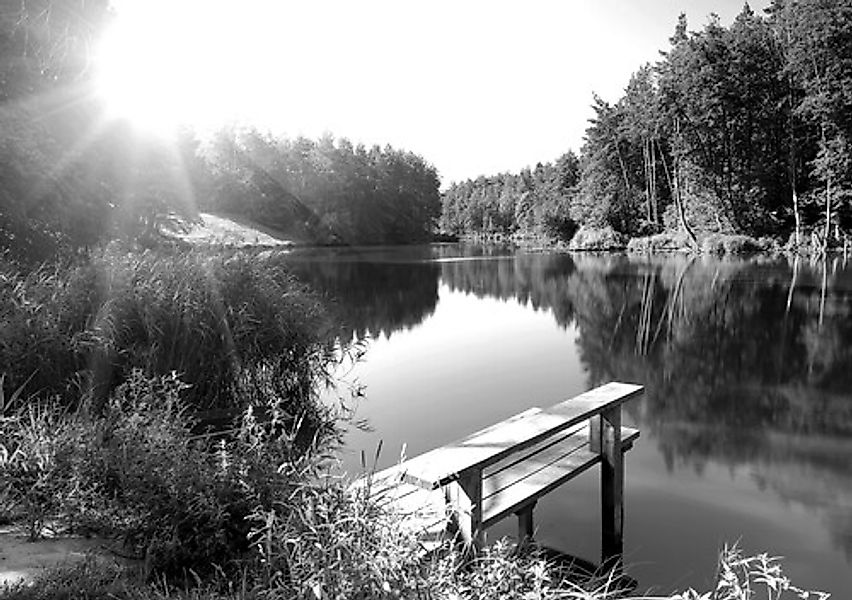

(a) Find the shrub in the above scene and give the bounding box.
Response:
[0,556,130,600]
[700,233,763,256]
[0,246,334,413]
[627,232,691,253]
[568,226,627,251]
[2,400,833,600]
[0,371,341,578]
[675,544,830,600]
[0,401,70,538]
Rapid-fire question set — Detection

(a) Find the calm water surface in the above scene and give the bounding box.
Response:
[286,244,852,597]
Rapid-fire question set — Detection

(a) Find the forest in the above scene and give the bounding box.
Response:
[441,2,852,253]
[0,1,441,266]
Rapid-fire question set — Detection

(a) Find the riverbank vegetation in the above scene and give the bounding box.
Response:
[0,4,441,269]
[1,250,835,598]
[441,2,852,255]
[0,247,334,414]
[0,379,830,599]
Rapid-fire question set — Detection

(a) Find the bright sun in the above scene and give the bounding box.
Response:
[94,0,302,135]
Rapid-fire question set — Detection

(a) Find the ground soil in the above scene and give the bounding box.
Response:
[0,526,116,586]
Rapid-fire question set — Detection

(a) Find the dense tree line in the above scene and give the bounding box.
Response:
[200,130,441,245]
[442,2,852,251]
[440,152,579,241]
[0,1,440,266]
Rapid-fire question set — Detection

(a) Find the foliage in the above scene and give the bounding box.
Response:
[773,0,852,250]
[699,234,764,256]
[0,401,70,538]
[0,371,342,578]
[249,473,424,598]
[438,5,852,250]
[627,233,691,253]
[201,130,442,246]
[1,1,441,262]
[440,152,580,242]
[569,225,627,251]
[673,544,830,600]
[573,94,652,237]
[0,556,130,600]
[0,247,334,412]
[1,366,835,597]
[0,0,112,102]
[1,538,831,600]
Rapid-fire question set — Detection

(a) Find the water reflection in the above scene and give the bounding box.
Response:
[286,246,852,591]
[285,246,442,340]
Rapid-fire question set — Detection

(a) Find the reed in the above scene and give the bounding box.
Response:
[0,246,334,413]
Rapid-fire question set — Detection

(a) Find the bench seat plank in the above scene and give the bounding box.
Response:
[360,406,544,494]
[481,426,639,526]
[351,477,449,551]
[360,424,639,537]
[399,383,643,489]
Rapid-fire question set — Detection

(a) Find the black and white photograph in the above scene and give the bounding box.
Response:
[1,1,851,598]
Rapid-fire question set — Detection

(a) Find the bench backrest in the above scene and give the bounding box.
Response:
[400,382,643,489]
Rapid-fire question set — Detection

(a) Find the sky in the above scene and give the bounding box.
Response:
[101,0,772,186]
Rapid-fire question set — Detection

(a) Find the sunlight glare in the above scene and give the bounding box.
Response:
[94,0,310,135]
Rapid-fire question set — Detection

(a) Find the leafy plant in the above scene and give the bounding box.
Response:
[0,247,336,414]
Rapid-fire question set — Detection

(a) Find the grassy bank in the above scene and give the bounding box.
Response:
[0,246,334,414]
[0,373,831,599]
[0,248,832,600]
[569,227,850,257]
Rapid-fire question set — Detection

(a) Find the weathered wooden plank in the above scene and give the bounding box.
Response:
[480,426,639,527]
[365,426,639,522]
[452,468,484,549]
[368,425,639,538]
[349,464,411,505]
[466,407,543,438]
[600,407,624,562]
[358,407,543,493]
[399,383,643,489]
[485,423,587,480]
[516,502,536,543]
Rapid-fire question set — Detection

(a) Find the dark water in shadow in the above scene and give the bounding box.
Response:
[286,244,852,596]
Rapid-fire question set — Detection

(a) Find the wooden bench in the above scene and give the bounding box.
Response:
[356,382,643,563]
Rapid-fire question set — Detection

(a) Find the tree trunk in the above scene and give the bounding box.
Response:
[642,140,648,222]
[673,120,698,247]
[615,138,630,194]
[650,138,658,225]
[824,177,831,255]
[793,187,801,248]
[787,69,800,248]
[673,158,698,247]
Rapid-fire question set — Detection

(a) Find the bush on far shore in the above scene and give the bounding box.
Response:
[627,232,692,253]
[626,231,783,256]
[568,225,627,251]
[700,233,773,256]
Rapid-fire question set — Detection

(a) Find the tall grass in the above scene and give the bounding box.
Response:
[0,371,342,576]
[0,246,334,413]
[1,376,832,599]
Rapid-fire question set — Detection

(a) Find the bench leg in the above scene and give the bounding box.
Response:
[595,408,624,563]
[516,502,536,546]
[446,468,484,552]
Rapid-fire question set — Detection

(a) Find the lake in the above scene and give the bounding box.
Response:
[286,244,852,597]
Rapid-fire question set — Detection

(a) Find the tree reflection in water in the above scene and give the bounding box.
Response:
[288,246,852,564]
